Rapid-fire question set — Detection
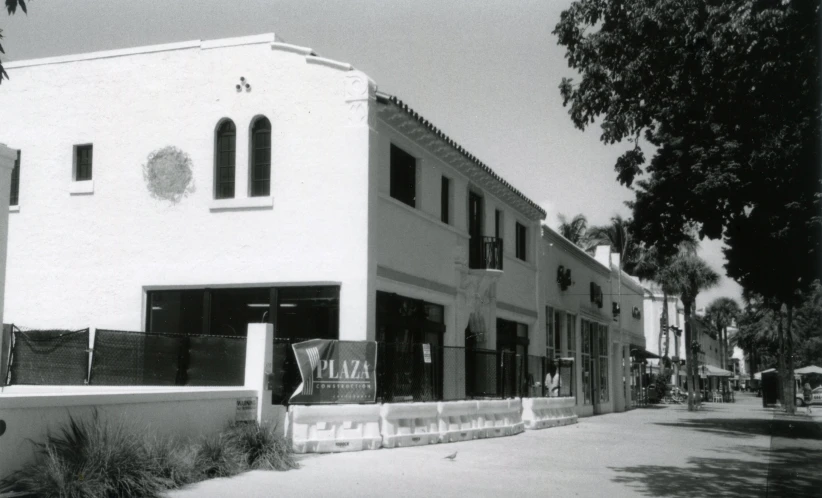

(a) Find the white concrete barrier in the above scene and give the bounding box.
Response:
[380,402,439,448]
[437,400,479,443]
[521,397,578,430]
[477,398,524,438]
[287,404,382,453]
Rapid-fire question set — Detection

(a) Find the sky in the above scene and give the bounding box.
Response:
[0,0,742,308]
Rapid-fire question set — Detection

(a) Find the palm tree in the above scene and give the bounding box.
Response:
[658,254,720,411]
[705,297,742,370]
[555,213,589,248]
[586,215,640,273]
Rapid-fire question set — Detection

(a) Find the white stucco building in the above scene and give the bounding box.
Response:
[0,33,641,416]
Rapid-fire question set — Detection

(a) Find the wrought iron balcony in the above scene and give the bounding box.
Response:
[469,236,503,270]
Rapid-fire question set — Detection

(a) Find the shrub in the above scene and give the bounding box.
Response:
[222,421,299,471]
[0,411,168,498]
[144,436,199,489]
[0,415,299,497]
[193,434,245,479]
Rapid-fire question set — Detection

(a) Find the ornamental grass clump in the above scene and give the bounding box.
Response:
[0,412,169,498]
[193,434,245,479]
[222,421,299,471]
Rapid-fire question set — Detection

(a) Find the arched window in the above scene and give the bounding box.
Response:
[250,117,271,197]
[215,120,236,199]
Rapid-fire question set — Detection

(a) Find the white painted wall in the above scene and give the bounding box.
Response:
[0,35,375,340]
[0,387,258,478]
[0,145,15,371]
[540,229,616,416]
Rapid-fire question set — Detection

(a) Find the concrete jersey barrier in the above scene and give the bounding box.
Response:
[380,402,440,448]
[437,400,479,443]
[477,398,525,438]
[287,404,382,453]
[521,397,578,430]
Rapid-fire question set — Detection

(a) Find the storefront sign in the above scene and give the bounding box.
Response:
[290,339,378,404]
[422,343,432,364]
[235,397,258,422]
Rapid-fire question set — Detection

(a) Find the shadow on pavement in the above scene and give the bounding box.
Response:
[611,448,822,498]
[612,418,822,497]
[653,418,822,440]
[611,457,769,497]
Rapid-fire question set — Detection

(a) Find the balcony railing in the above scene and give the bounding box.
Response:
[469,236,503,270]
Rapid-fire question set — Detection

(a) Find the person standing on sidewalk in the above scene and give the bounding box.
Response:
[803,383,813,416]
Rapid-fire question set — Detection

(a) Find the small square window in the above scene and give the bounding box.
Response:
[75,144,93,181]
[390,144,416,208]
[516,222,527,261]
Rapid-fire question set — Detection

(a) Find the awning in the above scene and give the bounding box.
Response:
[795,365,822,375]
[700,365,733,378]
[630,345,660,360]
[754,368,777,380]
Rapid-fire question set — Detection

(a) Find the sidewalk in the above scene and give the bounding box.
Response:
[167,393,822,497]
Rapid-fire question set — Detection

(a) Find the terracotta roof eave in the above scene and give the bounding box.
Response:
[376,92,546,219]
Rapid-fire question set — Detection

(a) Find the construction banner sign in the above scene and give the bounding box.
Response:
[290,339,378,404]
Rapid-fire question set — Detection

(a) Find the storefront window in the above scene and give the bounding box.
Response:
[581,319,592,405]
[546,307,556,359]
[146,285,339,339]
[599,324,609,402]
[564,314,576,396]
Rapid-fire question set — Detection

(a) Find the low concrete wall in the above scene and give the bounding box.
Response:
[0,387,259,478]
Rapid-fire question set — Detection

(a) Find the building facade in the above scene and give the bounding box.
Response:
[0,34,638,416]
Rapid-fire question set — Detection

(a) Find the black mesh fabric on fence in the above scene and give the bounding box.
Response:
[186,335,246,386]
[90,329,247,386]
[8,327,90,385]
[90,330,183,385]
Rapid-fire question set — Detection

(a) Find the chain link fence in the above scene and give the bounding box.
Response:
[7,326,90,385]
[3,326,573,400]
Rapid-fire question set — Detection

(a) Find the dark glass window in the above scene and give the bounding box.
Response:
[495,210,502,239]
[390,144,416,207]
[147,290,205,336]
[277,286,340,340]
[210,287,271,337]
[250,117,271,197]
[215,120,236,199]
[9,150,20,206]
[516,222,527,261]
[440,176,450,224]
[146,286,339,340]
[75,145,93,181]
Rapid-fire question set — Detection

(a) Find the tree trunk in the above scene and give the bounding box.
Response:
[786,305,795,415]
[776,308,788,408]
[663,292,670,359]
[684,302,695,411]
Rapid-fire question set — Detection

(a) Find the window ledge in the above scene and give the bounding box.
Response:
[209,196,273,211]
[70,180,94,195]
[504,253,537,272]
[9,205,19,213]
[378,193,469,239]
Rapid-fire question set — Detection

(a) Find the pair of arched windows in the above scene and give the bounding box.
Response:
[215,117,271,199]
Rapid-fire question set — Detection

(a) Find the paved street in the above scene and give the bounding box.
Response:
[169,393,822,497]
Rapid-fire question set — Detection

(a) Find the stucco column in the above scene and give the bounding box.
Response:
[0,144,16,390]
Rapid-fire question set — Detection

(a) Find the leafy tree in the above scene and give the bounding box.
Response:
[555,213,589,248]
[0,0,28,83]
[658,254,720,410]
[554,0,821,415]
[705,297,742,370]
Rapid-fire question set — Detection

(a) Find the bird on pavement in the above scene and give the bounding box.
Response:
[444,451,458,461]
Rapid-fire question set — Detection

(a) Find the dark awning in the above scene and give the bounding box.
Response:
[630,346,660,360]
